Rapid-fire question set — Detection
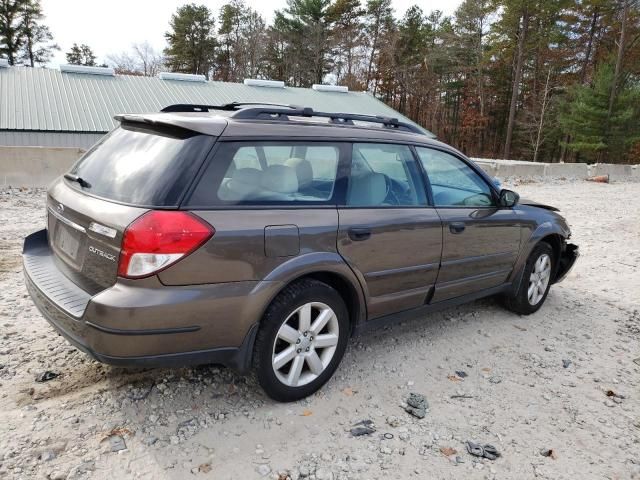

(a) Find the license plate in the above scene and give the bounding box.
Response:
[57,226,80,260]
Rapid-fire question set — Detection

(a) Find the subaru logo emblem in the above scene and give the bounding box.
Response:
[57,203,64,213]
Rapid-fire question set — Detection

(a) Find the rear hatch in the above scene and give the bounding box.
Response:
[46,121,216,294]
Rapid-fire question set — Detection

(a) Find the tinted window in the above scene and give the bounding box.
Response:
[68,124,214,206]
[188,142,341,205]
[346,143,427,207]
[416,148,494,207]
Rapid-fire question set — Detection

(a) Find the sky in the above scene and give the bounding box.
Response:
[41,0,463,67]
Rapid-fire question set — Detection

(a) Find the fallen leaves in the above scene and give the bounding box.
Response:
[447,375,461,382]
[301,409,313,416]
[440,446,457,457]
[101,426,132,441]
[198,463,212,473]
[342,387,355,396]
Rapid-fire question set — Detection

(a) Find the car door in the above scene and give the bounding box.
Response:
[415,147,522,303]
[337,143,443,320]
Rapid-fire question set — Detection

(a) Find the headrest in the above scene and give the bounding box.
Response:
[261,165,299,194]
[285,157,313,188]
[347,172,387,206]
[227,168,261,195]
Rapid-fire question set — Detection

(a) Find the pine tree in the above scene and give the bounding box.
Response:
[327,0,364,89]
[276,0,334,86]
[363,0,393,92]
[560,62,640,162]
[164,3,216,77]
[0,0,22,65]
[216,0,243,81]
[19,0,57,66]
[66,43,96,66]
[214,0,266,82]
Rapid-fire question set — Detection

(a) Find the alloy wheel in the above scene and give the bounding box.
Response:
[271,302,339,387]
[528,253,551,305]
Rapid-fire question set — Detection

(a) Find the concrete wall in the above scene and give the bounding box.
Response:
[472,158,639,182]
[0,146,84,187]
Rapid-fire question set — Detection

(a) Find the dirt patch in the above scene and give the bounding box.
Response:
[0,183,639,480]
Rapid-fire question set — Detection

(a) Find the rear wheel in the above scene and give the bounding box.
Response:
[254,279,349,402]
[504,242,554,315]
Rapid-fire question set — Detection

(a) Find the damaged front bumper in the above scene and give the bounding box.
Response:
[553,243,579,284]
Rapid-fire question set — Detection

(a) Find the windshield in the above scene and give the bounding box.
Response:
[67,123,215,206]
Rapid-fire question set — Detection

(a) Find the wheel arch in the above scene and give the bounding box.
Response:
[539,233,563,272]
[508,223,568,295]
[299,271,362,336]
[238,254,367,371]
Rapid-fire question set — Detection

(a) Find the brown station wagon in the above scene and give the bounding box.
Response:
[23,103,578,401]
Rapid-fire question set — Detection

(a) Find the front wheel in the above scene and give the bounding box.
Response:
[253,279,349,402]
[504,242,554,315]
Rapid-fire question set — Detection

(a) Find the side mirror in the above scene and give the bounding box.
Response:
[499,189,519,207]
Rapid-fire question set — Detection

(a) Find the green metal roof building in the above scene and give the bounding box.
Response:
[0,64,431,149]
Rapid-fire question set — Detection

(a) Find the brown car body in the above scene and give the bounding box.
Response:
[23,105,578,374]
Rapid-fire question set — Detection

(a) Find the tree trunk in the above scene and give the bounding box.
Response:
[561,9,599,163]
[365,20,380,89]
[580,7,599,83]
[607,0,628,121]
[533,69,552,163]
[503,7,530,160]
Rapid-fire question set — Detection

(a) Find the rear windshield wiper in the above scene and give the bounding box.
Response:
[64,173,92,189]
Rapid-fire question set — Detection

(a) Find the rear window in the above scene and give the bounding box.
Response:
[67,123,215,206]
[187,142,343,206]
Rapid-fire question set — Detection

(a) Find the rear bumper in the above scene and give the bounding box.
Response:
[553,242,579,284]
[23,229,275,371]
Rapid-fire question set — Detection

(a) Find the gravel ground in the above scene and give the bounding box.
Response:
[0,182,639,480]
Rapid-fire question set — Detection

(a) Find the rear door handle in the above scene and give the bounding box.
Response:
[449,222,466,234]
[348,227,372,241]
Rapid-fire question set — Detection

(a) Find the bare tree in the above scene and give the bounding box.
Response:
[107,41,163,76]
[133,41,163,76]
[526,69,554,163]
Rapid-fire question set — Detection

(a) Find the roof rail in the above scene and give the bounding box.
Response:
[230,107,425,135]
[159,103,425,135]
[161,102,298,113]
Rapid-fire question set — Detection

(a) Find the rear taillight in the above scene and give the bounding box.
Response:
[118,211,214,279]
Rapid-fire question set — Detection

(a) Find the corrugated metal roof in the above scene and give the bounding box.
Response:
[0,67,431,136]
[0,131,104,148]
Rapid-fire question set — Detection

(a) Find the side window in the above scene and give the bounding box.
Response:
[416,148,494,207]
[346,143,427,207]
[188,142,341,205]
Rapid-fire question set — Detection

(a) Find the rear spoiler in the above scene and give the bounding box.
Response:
[113,113,227,137]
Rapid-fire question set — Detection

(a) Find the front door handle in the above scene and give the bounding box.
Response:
[449,222,466,234]
[348,227,372,241]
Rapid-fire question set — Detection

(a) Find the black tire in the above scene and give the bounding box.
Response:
[504,242,555,315]
[253,279,349,402]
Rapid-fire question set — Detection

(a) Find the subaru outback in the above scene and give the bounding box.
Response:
[23,103,578,401]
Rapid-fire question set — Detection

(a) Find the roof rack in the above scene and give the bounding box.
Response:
[230,106,424,135]
[161,102,298,113]
[160,103,425,135]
